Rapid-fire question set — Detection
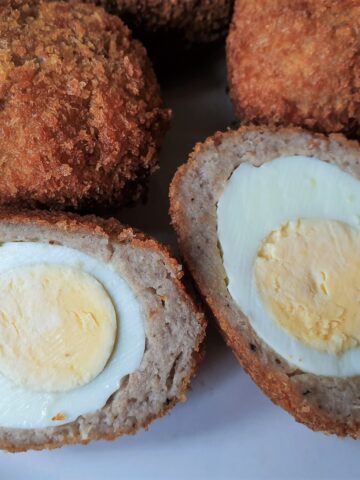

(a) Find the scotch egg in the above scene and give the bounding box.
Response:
[0,241,145,429]
[0,211,204,451]
[217,154,360,377]
[169,126,360,437]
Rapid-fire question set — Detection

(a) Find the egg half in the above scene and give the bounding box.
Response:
[0,242,145,429]
[217,155,360,377]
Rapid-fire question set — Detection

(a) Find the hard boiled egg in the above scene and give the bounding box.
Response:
[217,155,360,377]
[0,242,144,428]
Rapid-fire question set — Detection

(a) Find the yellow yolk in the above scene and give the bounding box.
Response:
[255,219,360,354]
[0,264,117,392]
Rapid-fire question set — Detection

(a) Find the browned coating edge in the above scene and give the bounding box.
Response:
[94,0,234,45]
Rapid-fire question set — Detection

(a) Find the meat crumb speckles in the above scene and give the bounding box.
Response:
[0,0,170,210]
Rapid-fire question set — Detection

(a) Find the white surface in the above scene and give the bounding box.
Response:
[1,49,360,480]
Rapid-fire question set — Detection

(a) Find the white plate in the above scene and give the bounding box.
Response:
[1,49,359,480]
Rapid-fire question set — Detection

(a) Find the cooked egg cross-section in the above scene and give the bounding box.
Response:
[217,155,360,377]
[255,219,360,355]
[0,264,117,392]
[0,242,145,429]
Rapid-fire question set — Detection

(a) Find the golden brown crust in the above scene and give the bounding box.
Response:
[0,1,170,210]
[0,208,205,452]
[170,125,360,437]
[227,0,360,135]
[85,0,234,45]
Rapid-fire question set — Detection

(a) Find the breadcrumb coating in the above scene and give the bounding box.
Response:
[87,0,233,45]
[0,0,170,210]
[227,0,360,135]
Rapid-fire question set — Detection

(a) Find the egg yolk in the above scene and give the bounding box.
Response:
[255,219,360,354]
[0,264,117,392]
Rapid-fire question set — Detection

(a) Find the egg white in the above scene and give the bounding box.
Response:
[217,155,360,377]
[0,242,145,429]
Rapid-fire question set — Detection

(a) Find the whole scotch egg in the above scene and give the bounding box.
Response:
[0,1,170,210]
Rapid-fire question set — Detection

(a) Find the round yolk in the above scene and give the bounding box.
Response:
[255,219,360,354]
[0,264,117,392]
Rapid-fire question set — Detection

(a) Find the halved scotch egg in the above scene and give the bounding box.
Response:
[170,126,360,437]
[0,210,204,451]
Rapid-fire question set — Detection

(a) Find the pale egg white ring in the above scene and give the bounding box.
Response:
[217,155,360,377]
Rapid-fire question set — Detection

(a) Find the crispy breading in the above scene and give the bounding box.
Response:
[88,0,233,45]
[0,0,170,210]
[227,0,360,135]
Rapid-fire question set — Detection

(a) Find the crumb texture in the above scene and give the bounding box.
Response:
[227,0,360,135]
[0,0,170,209]
[90,0,234,44]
